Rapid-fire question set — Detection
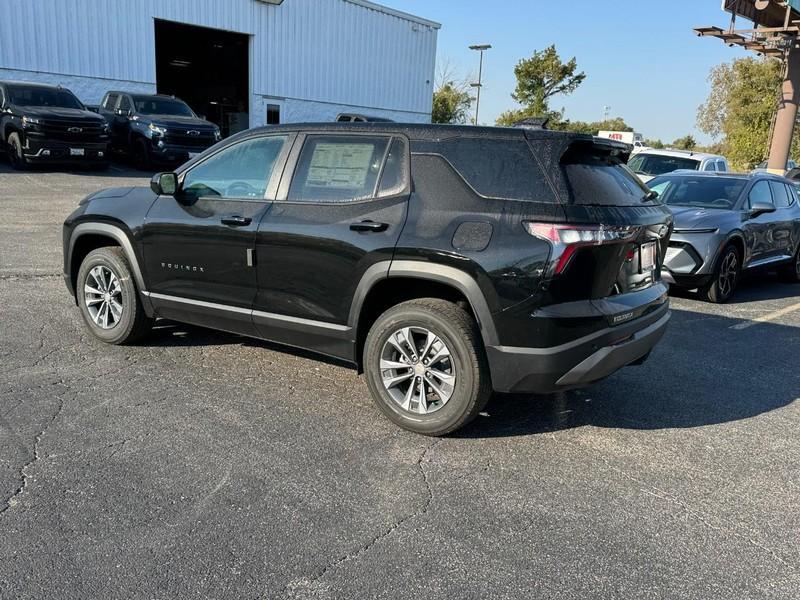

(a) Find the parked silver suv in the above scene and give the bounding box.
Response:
[649,171,800,302]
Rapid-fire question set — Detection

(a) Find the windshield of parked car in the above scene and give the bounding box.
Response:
[6,85,84,109]
[647,175,748,209]
[628,153,701,177]
[132,96,195,117]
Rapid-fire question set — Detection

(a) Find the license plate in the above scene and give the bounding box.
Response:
[640,241,657,271]
[70,148,85,156]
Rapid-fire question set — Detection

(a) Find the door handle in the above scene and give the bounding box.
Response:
[350,220,389,232]
[221,215,252,227]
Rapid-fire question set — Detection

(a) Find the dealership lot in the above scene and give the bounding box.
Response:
[0,164,798,598]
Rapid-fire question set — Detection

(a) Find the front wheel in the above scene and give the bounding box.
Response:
[76,247,153,344]
[699,244,740,303]
[779,246,800,283]
[7,132,27,170]
[363,298,491,436]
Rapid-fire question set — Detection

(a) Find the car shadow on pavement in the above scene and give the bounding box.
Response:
[669,273,800,304]
[457,307,799,438]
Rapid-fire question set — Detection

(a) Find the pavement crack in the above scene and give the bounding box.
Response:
[599,456,795,570]
[281,438,443,597]
[0,387,71,516]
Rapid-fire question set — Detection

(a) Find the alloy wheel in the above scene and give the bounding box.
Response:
[84,265,123,329]
[718,251,738,298]
[379,326,456,415]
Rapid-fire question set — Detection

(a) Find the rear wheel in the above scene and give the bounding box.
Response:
[76,247,153,344]
[699,244,740,303]
[7,132,27,170]
[363,298,491,436]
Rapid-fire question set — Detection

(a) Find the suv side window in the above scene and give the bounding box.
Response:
[748,180,773,208]
[288,135,396,202]
[181,135,288,200]
[703,160,716,171]
[770,181,792,208]
[103,93,119,110]
[716,159,727,172]
[117,96,132,114]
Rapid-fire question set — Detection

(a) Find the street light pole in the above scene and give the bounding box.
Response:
[469,44,491,125]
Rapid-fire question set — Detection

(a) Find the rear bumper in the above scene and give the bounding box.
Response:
[487,298,670,394]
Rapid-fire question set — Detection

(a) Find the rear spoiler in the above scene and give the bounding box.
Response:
[521,130,632,203]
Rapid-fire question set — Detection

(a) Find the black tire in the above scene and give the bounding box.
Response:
[76,247,153,344]
[779,246,800,283]
[7,132,27,170]
[699,244,741,303]
[133,138,151,171]
[363,298,491,436]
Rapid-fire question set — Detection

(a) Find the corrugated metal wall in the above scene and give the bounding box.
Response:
[0,0,438,116]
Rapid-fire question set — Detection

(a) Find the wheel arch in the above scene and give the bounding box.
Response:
[725,230,746,265]
[350,260,498,372]
[68,223,148,305]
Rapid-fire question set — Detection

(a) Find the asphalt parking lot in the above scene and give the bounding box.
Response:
[0,161,798,599]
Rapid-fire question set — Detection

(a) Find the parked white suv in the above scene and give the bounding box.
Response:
[628,149,728,183]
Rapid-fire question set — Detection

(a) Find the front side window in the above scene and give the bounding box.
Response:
[288,135,396,202]
[6,85,83,109]
[103,93,119,110]
[703,161,716,171]
[748,181,773,208]
[118,96,132,113]
[181,135,288,200]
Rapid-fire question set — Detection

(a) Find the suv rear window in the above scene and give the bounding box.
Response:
[562,147,652,206]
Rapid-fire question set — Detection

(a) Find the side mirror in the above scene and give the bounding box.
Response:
[151,172,178,196]
[749,201,776,218]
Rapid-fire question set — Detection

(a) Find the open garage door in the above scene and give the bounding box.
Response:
[155,19,250,138]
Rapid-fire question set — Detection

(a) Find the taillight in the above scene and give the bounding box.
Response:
[523,222,639,275]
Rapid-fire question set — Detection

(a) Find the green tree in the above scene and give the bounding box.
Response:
[553,116,634,134]
[496,45,585,126]
[671,135,697,150]
[432,81,473,124]
[644,138,665,149]
[697,57,798,170]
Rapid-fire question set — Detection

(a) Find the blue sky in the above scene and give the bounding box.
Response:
[389,0,751,143]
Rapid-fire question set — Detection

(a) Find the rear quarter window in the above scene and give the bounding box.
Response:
[417,137,556,203]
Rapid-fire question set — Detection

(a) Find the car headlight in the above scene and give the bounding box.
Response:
[148,123,167,136]
[22,116,41,129]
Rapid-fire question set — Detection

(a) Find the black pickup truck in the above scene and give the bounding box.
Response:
[0,81,110,169]
[99,92,221,169]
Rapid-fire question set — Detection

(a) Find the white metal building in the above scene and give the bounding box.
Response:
[0,0,439,132]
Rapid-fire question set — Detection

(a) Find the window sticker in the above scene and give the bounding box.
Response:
[307,143,375,188]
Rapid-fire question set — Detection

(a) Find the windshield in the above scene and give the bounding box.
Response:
[6,85,83,109]
[628,153,701,177]
[647,175,747,209]
[132,96,194,117]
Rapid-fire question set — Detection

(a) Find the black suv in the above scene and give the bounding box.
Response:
[0,81,110,169]
[99,92,221,168]
[62,123,673,435]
